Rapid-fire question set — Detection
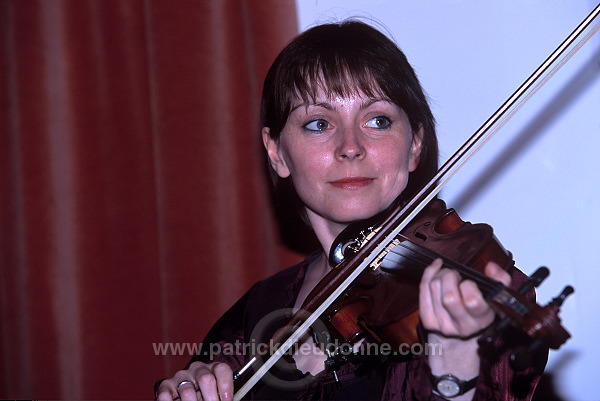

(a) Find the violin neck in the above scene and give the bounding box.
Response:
[382,237,512,303]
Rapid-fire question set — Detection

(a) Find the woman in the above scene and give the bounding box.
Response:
[156,21,546,401]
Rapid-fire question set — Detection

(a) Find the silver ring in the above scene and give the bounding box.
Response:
[177,380,197,390]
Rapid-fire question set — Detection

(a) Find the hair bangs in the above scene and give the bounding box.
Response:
[291,52,390,107]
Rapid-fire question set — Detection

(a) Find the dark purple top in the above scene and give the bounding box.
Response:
[190,254,547,400]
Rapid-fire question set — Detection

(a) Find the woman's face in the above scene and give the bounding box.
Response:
[264,87,423,233]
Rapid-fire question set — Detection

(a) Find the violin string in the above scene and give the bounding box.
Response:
[384,242,533,315]
[385,239,504,294]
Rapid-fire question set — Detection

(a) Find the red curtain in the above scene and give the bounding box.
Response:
[0,0,301,399]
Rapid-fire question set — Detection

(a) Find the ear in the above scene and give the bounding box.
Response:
[262,127,291,178]
[408,125,424,172]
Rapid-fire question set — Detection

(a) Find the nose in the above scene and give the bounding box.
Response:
[336,125,366,161]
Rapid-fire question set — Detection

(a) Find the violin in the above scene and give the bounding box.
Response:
[232,5,599,400]
[322,198,572,360]
[323,198,571,348]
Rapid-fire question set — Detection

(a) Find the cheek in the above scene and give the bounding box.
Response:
[281,139,329,177]
[376,142,414,195]
[287,158,326,189]
[380,140,413,173]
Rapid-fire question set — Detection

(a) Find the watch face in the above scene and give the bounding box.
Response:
[437,378,460,397]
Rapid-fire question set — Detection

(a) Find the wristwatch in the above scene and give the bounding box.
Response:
[431,374,478,398]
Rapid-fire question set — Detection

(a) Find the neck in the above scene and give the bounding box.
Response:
[305,211,349,261]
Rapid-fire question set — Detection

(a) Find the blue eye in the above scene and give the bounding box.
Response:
[303,119,330,132]
[365,116,391,129]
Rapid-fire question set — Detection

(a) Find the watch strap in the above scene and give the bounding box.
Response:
[431,373,478,398]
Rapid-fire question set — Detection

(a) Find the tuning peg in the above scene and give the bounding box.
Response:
[549,285,574,308]
[510,285,575,370]
[517,266,550,295]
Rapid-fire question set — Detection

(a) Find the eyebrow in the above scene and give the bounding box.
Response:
[290,97,390,114]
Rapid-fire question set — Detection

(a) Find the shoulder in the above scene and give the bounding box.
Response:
[234,253,317,342]
[251,254,312,293]
[246,252,319,311]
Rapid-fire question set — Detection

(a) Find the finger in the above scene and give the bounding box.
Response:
[156,381,179,401]
[430,268,489,337]
[177,380,200,401]
[422,263,466,333]
[212,363,234,400]
[439,271,497,336]
[459,279,489,316]
[421,258,444,284]
[157,375,198,401]
[196,367,219,401]
[458,279,496,330]
[436,268,469,331]
[419,259,444,329]
[484,261,511,287]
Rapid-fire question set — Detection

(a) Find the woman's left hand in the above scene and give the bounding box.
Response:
[419,258,511,338]
[419,258,512,400]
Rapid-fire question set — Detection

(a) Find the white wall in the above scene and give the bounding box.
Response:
[295,1,600,400]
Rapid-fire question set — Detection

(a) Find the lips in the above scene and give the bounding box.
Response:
[329,177,375,189]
